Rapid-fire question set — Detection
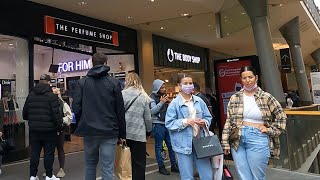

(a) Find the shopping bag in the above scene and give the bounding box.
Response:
[212,154,224,180]
[114,142,132,180]
[192,126,223,159]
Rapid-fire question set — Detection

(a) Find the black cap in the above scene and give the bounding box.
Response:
[40,74,51,81]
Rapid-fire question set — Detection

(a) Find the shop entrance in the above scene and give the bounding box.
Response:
[34,44,136,154]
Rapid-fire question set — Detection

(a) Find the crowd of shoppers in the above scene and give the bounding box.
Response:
[18,52,287,180]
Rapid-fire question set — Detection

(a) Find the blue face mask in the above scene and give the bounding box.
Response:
[181,84,194,94]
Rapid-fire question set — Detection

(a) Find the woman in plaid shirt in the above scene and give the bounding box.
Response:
[222,66,287,180]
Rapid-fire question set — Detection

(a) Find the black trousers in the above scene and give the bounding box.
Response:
[126,139,146,180]
[30,139,56,177]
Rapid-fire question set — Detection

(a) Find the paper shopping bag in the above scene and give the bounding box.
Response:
[114,143,132,180]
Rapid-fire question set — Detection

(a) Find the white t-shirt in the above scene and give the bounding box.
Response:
[243,94,263,124]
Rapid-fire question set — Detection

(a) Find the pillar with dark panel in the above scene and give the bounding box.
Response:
[311,48,320,72]
[279,16,312,106]
[238,0,285,106]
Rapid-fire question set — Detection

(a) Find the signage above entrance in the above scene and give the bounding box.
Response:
[153,35,206,70]
[44,16,119,46]
[167,48,201,64]
[58,59,92,73]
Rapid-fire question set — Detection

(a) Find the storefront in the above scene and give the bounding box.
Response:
[152,35,209,99]
[0,1,138,163]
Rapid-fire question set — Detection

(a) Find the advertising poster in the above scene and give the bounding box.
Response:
[310,72,320,104]
[215,58,254,130]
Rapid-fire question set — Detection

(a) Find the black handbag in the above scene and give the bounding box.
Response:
[192,126,223,159]
[0,137,9,155]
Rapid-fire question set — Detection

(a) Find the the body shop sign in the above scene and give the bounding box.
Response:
[153,35,206,70]
[58,59,92,73]
[44,16,119,46]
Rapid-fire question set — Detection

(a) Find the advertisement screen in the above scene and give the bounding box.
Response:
[215,59,252,130]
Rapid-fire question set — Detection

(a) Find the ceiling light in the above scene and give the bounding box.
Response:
[160,27,165,30]
[181,13,190,17]
[149,0,155,2]
[242,12,246,15]
[9,43,14,46]
[279,4,283,6]
[0,43,2,45]
[226,33,230,36]
[37,49,40,51]
[78,1,87,6]
[125,16,133,19]
[165,79,169,83]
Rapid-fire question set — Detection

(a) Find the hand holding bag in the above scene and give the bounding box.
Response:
[114,141,132,180]
[192,125,223,159]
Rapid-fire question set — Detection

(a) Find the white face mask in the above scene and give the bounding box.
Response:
[243,83,257,92]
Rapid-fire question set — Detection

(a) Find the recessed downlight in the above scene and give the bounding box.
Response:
[125,16,133,19]
[9,43,14,46]
[181,13,190,17]
[78,1,87,6]
[160,27,165,30]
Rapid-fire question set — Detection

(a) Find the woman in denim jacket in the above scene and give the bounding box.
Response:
[165,73,213,180]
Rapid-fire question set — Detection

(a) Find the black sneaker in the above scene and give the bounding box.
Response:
[159,166,170,175]
[171,165,179,173]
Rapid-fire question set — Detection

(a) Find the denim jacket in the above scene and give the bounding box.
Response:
[165,94,212,155]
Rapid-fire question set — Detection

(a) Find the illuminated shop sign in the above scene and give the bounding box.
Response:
[58,59,92,73]
[44,16,119,46]
[167,48,201,64]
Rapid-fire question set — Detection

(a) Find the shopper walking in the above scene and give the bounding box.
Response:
[222,66,287,180]
[23,74,63,180]
[122,72,152,180]
[165,73,213,180]
[150,79,179,175]
[72,52,126,180]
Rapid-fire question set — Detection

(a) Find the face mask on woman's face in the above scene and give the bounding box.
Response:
[243,83,257,92]
[181,84,194,94]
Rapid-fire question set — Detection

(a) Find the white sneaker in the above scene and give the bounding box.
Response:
[56,168,66,178]
[30,176,39,180]
[45,175,60,180]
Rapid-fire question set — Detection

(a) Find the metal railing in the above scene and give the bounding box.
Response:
[273,105,320,171]
[303,0,320,30]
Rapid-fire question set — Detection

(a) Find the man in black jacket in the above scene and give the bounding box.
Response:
[23,74,63,180]
[72,52,126,180]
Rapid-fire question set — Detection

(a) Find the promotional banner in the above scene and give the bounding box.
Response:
[310,72,320,104]
[215,58,252,130]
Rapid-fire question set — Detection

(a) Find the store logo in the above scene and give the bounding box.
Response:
[44,16,119,46]
[58,59,92,73]
[1,80,11,85]
[166,48,201,64]
[219,69,226,77]
[167,49,174,62]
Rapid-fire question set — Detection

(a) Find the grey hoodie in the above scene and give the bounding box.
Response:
[150,79,166,124]
[122,87,152,142]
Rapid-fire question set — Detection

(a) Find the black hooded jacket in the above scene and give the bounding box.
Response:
[23,83,63,133]
[72,65,126,139]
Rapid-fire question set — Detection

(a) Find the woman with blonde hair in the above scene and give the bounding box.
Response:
[122,72,152,180]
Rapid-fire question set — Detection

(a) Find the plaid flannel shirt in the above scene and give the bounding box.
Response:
[221,87,287,159]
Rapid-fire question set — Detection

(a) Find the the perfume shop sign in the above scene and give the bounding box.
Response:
[58,59,92,73]
[44,16,119,46]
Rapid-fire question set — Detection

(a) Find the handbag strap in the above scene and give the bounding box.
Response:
[125,93,141,113]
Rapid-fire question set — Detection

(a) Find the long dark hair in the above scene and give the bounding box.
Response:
[240,66,257,76]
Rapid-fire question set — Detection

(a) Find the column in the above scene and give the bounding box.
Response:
[279,17,312,106]
[137,30,155,94]
[238,0,285,106]
[13,38,29,147]
[311,48,320,72]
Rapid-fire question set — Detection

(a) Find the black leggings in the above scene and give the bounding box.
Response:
[57,132,65,169]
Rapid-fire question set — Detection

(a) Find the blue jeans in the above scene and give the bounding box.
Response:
[84,136,117,180]
[176,152,212,180]
[231,126,270,180]
[153,123,177,167]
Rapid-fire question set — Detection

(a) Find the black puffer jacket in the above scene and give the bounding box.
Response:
[23,83,63,133]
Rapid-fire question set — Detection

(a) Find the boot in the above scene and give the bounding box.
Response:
[171,165,179,173]
[159,166,170,175]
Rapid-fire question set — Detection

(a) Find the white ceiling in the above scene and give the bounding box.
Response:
[28,0,320,66]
